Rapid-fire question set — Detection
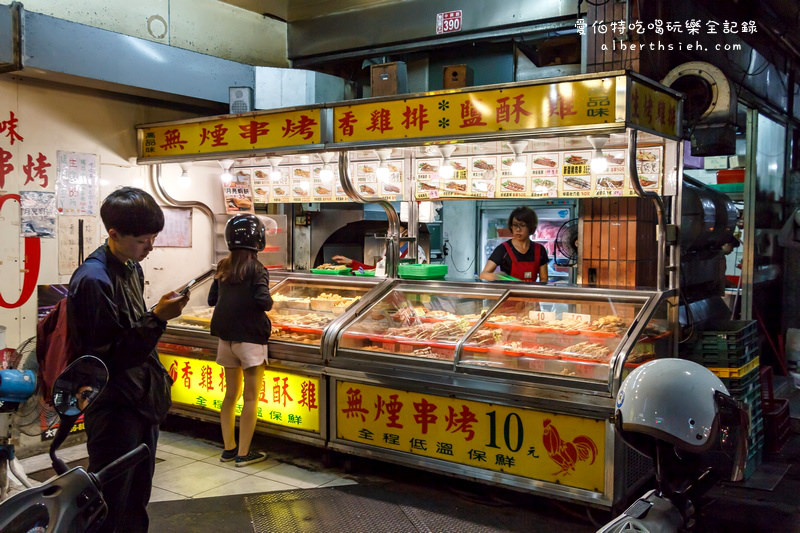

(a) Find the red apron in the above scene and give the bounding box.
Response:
[502,240,541,282]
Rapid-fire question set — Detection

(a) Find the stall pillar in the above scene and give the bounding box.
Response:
[580,198,658,288]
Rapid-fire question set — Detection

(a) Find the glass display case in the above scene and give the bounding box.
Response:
[268,276,380,348]
[458,291,671,381]
[337,284,504,363]
[335,283,673,382]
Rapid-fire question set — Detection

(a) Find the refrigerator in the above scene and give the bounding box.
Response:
[477,200,575,282]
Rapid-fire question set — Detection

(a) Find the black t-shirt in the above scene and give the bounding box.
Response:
[489,240,549,277]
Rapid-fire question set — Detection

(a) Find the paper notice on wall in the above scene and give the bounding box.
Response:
[20,191,56,238]
[55,151,99,216]
[58,216,99,275]
[154,207,192,248]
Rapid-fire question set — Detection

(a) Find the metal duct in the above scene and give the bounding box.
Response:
[662,62,738,156]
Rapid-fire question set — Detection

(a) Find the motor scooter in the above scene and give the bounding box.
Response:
[0,355,151,533]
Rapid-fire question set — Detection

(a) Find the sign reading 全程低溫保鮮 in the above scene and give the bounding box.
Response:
[336,381,606,492]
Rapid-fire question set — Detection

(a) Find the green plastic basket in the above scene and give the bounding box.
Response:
[353,269,376,277]
[398,263,448,280]
[310,267,352,275]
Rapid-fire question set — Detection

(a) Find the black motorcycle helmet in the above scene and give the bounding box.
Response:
[225,214,266,251]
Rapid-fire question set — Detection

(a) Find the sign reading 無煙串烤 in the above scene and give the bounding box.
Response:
[160,353,321,433]
[336,381,606,492]
[138,109,323,159]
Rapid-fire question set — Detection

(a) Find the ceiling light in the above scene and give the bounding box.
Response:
[219,159,234,185]
[375,148,393,182]
[268,156,283,181]
[178,162,191,189]
[507,140,528,177]
[438,145,457,180]
[588,135,610,174]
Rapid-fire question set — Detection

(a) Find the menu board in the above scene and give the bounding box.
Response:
[559,151,592,198]
[311,165,337,202]
[415,159,441,199]
[635,147,662,191]
[529,153,559,198]
[377,160,403,200]
[268,167,290,203]
[290,166,312,202]
[223,170,254,214]
[469,156,497,198]
[439,157,470,198]
[252,168,270,203]
[592,150,626,197]
[497,154,528,198]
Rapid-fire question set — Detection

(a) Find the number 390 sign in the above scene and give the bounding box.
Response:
[436,10,462,35]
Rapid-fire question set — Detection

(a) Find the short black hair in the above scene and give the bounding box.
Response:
[508,206,538,233]
[100,187,164,236]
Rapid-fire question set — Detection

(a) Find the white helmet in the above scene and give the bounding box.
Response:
[615,359,749,480]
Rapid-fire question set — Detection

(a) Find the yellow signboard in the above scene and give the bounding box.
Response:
[160,354,321,433]
[139,109,323,159]
[336,381,606,492]
[334,78,618,143]
[628,80,679,138]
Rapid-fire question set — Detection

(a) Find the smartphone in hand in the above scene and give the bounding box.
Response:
[178,279,197,296]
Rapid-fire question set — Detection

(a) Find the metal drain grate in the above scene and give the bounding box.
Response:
[245,487,503,533]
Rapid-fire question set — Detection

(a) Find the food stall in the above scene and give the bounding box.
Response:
[137,70,684,507]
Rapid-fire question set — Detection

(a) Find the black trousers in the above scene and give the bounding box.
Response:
[85,403,159,533]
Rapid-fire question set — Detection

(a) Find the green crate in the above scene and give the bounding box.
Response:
[699,320,758,350]
[398,263,448,280]
[310,267,352,275]
[691,343,759,370]
[353,269,376,277]
[721,370,760,396]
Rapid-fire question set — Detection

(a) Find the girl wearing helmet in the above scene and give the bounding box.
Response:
[208,214,273,467]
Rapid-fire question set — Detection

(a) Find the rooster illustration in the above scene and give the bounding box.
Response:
[542,419,598,476]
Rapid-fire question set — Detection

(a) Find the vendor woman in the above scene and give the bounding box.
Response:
[480,206,548,283]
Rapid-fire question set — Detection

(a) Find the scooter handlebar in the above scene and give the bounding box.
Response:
[94,443,150,489]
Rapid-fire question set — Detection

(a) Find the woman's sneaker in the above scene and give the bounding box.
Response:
[235,451,267,467]
[220,447,238,462]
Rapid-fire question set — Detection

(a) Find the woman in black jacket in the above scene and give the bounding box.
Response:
[208,214,273,467]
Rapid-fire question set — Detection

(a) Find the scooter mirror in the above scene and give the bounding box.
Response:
[52,355,108,418]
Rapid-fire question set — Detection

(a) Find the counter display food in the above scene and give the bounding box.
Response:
[337,286,501,362]
[268,276,376,350]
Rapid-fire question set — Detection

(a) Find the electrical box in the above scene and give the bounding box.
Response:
[443,65,472,89]
[229,87,253,114]
[370,62,408,97]
[426,222,444,264]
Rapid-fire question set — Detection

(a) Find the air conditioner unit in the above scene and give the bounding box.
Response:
[229,87,253,114]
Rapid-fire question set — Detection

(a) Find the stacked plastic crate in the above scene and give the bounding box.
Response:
[688,320,763,480]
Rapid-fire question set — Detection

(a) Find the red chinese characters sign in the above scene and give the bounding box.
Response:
[138,109,323,160]
[628,80,679,137]
[336,381,606,492]
[333,78,621,143]
[159,353,321,433]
